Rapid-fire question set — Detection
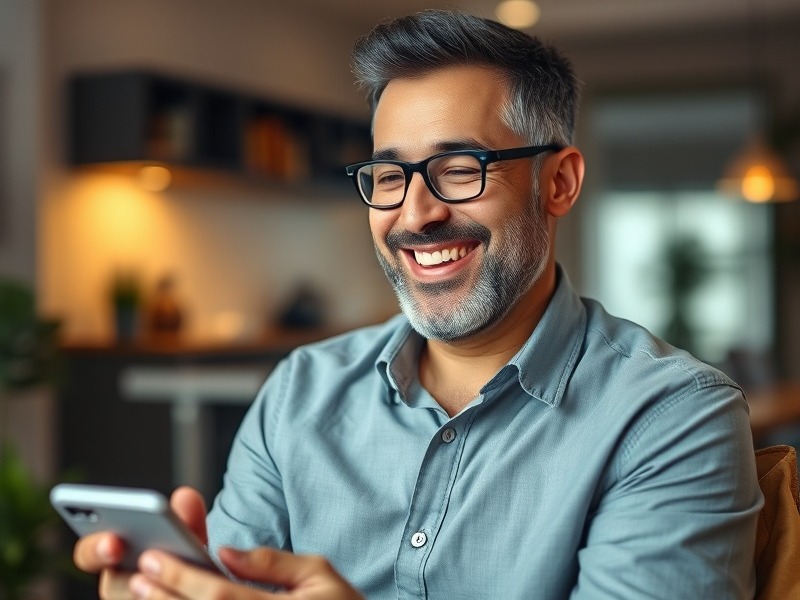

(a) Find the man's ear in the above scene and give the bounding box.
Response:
[543,147,584,218]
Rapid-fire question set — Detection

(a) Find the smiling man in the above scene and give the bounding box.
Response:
[367,65,554,343]
[360,61,575,416]
[74,10,762,600]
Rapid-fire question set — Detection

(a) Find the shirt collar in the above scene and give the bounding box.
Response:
[376,320,420,404]
[501,266,586,408]
[375,265,587,408]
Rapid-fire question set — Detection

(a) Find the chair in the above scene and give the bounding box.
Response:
[754,445,800,599]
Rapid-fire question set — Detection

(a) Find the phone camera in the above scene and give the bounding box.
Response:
[65,506,99,523]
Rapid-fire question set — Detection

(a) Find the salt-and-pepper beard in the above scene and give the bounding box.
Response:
[375,194,550,342]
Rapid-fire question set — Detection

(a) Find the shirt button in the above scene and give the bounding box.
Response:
[441,428,456,443]
[411,531,427,548]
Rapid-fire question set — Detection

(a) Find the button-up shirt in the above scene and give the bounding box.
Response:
[207,269,762,599]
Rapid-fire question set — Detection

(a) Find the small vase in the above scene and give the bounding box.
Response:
[114,306,139,343]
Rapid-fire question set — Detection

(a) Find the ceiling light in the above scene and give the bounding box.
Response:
[717,135,798,203]
[495,0,540,30]
[716,0,798,203]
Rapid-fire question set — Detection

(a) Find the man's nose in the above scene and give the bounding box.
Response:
[398,172,451,233]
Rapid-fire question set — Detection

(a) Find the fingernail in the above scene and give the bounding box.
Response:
[129,575,152,598]
[97,537,114,561]
[140,552,162,575]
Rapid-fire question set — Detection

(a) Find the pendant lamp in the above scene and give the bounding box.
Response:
[717,0,798,203]
[718,134,798,203]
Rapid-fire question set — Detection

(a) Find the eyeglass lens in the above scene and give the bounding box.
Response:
[357,154,484,206]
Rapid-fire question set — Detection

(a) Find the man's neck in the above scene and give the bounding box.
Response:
[419,264,557,417]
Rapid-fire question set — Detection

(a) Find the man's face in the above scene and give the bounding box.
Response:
[369,64,551,341]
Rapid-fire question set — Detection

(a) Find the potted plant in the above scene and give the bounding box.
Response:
[0,278,63,600]
[109,270,142,342]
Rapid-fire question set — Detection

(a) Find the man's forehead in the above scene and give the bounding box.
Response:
[371,65,514,156]
[371,138,487,161]
[378,64,508,100]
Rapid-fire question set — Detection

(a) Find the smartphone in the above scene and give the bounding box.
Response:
[50,483,219,572]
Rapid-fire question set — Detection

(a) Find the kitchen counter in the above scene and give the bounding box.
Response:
[121,363,274,499]
[57,325,355,507]
[60,325,349,359]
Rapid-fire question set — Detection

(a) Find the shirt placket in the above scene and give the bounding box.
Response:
[394,407,478,599]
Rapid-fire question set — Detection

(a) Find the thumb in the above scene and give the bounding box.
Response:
[170,486,208,546]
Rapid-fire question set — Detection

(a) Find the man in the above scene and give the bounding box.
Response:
[75,10,762,599]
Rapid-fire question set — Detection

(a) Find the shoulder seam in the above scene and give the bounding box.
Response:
[587,326,735,389]
[617,380,742,475]
[587,325,631,358]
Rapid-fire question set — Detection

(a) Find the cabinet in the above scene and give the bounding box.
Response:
[69,70,372,186]
[56,347,277,600]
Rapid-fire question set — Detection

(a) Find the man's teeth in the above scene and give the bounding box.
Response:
[414,247,470,266]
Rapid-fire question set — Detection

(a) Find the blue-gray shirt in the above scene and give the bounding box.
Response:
[208,270,762,599]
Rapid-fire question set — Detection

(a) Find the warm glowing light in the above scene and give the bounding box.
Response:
[138,165,172,191]
[68,173,165,254]
[41,172,172,338]
[495,0,540,29]
[741,165,775,203]
[717,135,799,203]
[212,311,245,341]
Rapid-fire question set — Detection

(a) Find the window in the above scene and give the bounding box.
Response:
[583,90,773,365]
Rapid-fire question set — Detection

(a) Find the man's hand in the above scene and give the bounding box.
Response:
[72,486,209,600]
[127,545,364,599]
[72,485,362,599]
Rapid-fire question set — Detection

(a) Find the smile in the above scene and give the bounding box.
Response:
[412,245,477,267]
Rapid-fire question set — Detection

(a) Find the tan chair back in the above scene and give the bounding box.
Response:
[754,445,800,600]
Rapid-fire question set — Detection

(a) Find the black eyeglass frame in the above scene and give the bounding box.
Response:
[344,143,562,209]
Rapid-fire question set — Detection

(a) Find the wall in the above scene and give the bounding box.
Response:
[40,0,396,340]
[0,0,42,286]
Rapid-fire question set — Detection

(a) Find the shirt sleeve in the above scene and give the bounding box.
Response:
[571,382,763,599]
[206,358,292,564]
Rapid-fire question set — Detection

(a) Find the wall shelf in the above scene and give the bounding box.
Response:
[68,70,372,189]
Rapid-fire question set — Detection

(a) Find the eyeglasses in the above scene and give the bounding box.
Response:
[345,144,561,209]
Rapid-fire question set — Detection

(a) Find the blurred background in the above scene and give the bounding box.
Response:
[1,0,800,597]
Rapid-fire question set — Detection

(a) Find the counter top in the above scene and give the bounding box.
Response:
[60,326,351,358]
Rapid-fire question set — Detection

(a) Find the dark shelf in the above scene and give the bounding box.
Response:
[68,69,372,188]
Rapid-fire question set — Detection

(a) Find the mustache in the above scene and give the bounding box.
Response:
[385,222,491,253]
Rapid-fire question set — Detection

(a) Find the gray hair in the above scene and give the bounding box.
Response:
[351,10,580,147]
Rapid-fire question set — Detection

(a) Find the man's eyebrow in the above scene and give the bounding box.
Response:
[372,148,400,161]
[435,139,486,153]
[372,139,487,162]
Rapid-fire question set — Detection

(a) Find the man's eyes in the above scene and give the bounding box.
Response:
[374,169,405,186]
